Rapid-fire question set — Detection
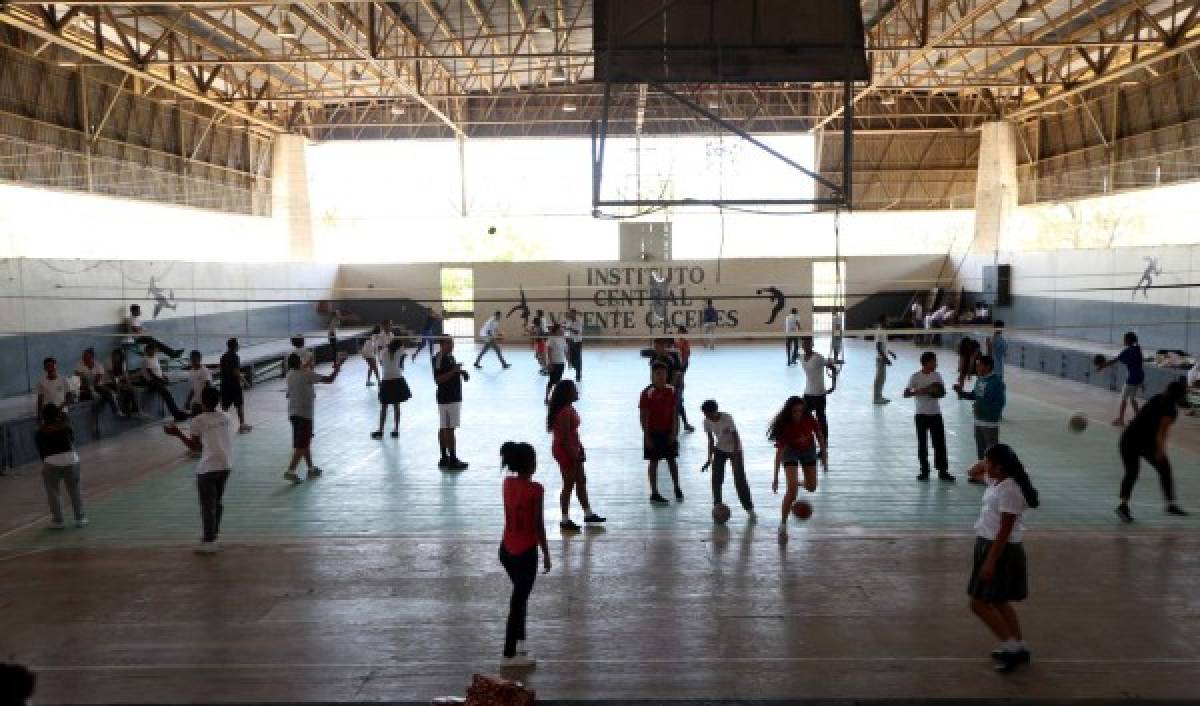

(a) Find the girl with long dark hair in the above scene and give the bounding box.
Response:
[546,381,605,531]
[767,396,826,541]
[498,442,550,668]
[966,443,1039,673]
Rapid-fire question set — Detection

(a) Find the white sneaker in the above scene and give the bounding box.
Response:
[501,654,536,668]
[75,517,89,528]
[283,471,303,484]
[238,424,253,434]
[194,541,219,554]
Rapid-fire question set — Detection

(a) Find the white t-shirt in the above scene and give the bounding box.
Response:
[974,476,1028,542]
[703,412,741,453]
[907,370,945,416]
[361,337,377,359]
[37,376,69,407]
[373,330,394,353]
[286,369,320,419]
[292,346,314,369]
[189,410,236,474]
[480,318,500,338]
[187,366,213,400]
[784,314,800,334]
[124,313,141,343]
[546,336,568,364]
[801,352,828,396]
[564,318,583,343]
[380,348,405,380]
[141,356,164,381]
[74,360,106,387]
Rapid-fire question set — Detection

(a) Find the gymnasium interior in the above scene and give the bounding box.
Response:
[1,0,1199,703]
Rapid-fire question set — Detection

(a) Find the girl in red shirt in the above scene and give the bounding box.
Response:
[499,442,550,668]
[767,396,827,541]
[546,381,605,531]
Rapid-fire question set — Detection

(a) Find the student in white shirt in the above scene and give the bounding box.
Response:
[474,311,511,369]
[966,443,1039,674]
[35,403,85,529]
[125,304,183,358]
[701,400,754,519]
[544,324,568,403]
[784,308,801,366]
[904,351,953,482]
[138,342,189,422]
[74,348,122,418]
[283,352,344,484]
[564,308,584,382]
[35,357,71,420]
[373,338,411,440]
[164,386,236,554]
[361,325,381,387]
[184,350,212,416]
[290,335,315,370]
[799,337,837,446]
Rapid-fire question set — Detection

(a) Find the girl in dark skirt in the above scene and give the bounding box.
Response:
[372,338,411,439]
[966,443,1039,673]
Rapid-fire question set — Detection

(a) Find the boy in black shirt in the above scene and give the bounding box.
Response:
[1116,381,1189,522]
[219,338,252,433]
[433,337,469,470]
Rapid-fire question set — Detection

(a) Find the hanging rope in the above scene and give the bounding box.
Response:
[827,207,846,393]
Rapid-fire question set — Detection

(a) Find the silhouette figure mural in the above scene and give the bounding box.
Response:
[147,277,177,319]
[757,286,786,325]
[1132,257,1161,299]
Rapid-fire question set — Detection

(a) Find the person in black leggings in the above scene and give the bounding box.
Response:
[1116,381,1189,522]
[497,442,550,668]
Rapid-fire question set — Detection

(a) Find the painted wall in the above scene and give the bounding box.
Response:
[0,258,337,397]
[333,256,949,339]
[959,244,1200,351]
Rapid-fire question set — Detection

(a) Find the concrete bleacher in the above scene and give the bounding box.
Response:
[0,327,370,472]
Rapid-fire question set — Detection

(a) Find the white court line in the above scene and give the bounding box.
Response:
[25,656,1200,671]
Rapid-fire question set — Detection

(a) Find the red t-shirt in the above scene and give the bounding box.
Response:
[551,405,582,460]
[502,476,544,555]
[639,384,676,432]
[774,414,820,451]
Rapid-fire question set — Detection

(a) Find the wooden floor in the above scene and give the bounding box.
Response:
[1,338,1198,704]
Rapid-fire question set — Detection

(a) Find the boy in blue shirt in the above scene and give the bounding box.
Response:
[987,320,1008,378]
[1097,332,1144,427]
[954,354,1006,483]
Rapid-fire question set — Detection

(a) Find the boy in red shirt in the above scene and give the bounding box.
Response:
[640,363,682,504]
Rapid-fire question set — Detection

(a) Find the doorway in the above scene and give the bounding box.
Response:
[440,267,475,338]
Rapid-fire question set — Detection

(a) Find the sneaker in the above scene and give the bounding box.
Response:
[49,521,65,530]
[238,424,253,434]
[1166,505,1190,516]
[916,472,931,482]
[446,459,469,471]
[75,517,89,528]
[1116,504,1133,523]
[938,472,957,483]
[993,650,1026,673]
[309,467,323,478]
[991,647,1031,664]
[674,487,685,502]
[560,519,581,531]
[437,457,450,469]
[474,363,483,369]
[390,431,399,438]
[649,493,669,505]
[873,398,891,405]
[371,431,384,439]
[501,655,536,669]
[283,471,303,484]
[683,424,696,433]
[366,381,376,387]
[583,513,606,524]
[502,363,512,369]
[194,541,219,554]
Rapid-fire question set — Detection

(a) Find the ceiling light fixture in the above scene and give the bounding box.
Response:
[390,103,406,116]
[1013,0,1037,23]
[561,102,577,113]
[533,7,553,33]
[348,65,370,85]
[880,95,896,105]
[550,65,567,83]
[276,6,298,38]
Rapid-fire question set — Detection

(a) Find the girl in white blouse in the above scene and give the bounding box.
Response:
[966,443,1039,674]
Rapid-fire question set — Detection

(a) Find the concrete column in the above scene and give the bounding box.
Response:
[972,120,1019,257]
[272,134,314,262]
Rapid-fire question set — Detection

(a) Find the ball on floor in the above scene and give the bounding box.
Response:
[712,503,731,524]
[1068,412,1088,433]
[791,500,813,520]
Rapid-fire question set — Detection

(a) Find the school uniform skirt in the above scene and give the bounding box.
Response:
[967,537,1028,603]
[378,377,412,405]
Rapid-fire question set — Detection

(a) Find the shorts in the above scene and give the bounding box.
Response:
[289,415,313,448]
[1122,383,1143,402]
[782,445,819,466]
[967,537,1028,603]
[438,402,462,429]
[643,431,678,461]
[220,384,243,408]
[378,377,411,405]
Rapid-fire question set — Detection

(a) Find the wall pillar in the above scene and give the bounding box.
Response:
[272,133,314,262]
[972,120,1019,257]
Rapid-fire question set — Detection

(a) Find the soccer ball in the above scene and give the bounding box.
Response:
[1068,413,1088,433]
[712,503,731,524]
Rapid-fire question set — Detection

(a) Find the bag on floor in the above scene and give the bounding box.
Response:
[464,673,535,706]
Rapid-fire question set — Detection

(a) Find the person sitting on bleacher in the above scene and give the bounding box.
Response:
[137,342,189,422]
[75,348,124,419]
[107,349,142,418]
[124,304,183,359]
[35,357,72,422]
